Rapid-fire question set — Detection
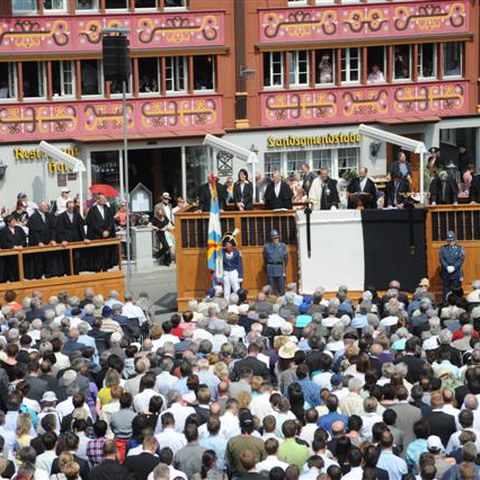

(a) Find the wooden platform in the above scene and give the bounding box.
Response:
[175,205,480,308]
[0,239,125,302]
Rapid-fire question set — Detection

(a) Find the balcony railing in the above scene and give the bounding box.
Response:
[260,80,469,127]
[0,94,222,142]
[0,10,225,56]
[259,0,470,45]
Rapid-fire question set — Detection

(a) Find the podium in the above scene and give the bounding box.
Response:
[348,192,372,209]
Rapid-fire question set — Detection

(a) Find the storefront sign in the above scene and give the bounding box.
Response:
[13,146,79,175]
[267,133,361,149]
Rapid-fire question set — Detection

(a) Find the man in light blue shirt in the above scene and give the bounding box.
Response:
[199,417,226,470]
[377,430,408,480]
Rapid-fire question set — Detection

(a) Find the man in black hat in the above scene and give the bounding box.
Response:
[426,146,444,173]
[458,144,473,174]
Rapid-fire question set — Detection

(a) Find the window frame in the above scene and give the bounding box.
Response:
[393,45,412,82]
[12,0,37,13]
[444,41,463,79]
[137,58,161,96]
[43,0,68,13]
[52,60,76,99]
[341,47,361,85]
[366,46,387,84]
[76,0,99,12]
[263,52,284,89]
[164,0,187,10]
[134,0,158,10]
[80,59,104,98]
[0,63,18,101]
[315,49,335,87]
[417,43,438,81]
[21,61,47,100]
[193,55,216,93]
[288,50,310,88]
[109,61,133,98]
[104,0,129,10]
[165,56,188,94]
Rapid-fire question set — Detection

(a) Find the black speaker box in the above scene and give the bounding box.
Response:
[102,36,130,82]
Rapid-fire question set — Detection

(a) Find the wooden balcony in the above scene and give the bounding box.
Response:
[0,10,226,57]
[0,94,223,143]
[258,0,471,46]
[0,238,124,301]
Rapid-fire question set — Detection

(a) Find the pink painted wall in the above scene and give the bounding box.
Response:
[0,11,225,54]
[0,95,222,142]
[260,81,468,127]
[259,1,469,44]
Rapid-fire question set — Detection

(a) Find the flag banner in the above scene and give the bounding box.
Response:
[207,173,223,285]
[297,209,427,293]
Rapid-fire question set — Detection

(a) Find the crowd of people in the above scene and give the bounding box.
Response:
[0,278,479,479]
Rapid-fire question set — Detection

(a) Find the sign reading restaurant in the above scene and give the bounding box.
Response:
[13,146,80,174]
[267,132,362,149]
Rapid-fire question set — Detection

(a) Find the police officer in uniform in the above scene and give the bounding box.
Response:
[222,231,243,299]
[263,229,288,296]
[439,230,465,299]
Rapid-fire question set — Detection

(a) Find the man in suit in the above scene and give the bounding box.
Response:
[394,337,427,384]
[425,393,457,449]
[123,434,160,480]
[389,151,412,182]
[26,201,64,279]
[389,385,422,449]
[25,360,48,403]
[309,168,340,210]
[56,200,88,274]
[264,171,293,210]
[198,174,227,211]
[230,343,271,381]
[430,171,458,205]
[85,193,116,272]
[0,214,27,282]
[347,166,377,209]
[384,171,410,207]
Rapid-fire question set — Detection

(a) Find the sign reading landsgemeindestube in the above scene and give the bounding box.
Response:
[267,133,362,149]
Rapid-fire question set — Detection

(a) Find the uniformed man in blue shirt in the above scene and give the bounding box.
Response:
[263,229,288,295]
[439,230,465,299]
[222,231,243,299]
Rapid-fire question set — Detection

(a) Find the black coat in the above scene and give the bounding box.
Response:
[24,375,48,402]
[124,452,161,480]
[85,205,115,240]
[56,210,86,242]
[429,177,458,205]
[198,181,227,211]
[233,181,254,210]
[390,160,412,179]
[52,454,90,480]
[384,178,410,207]
[264,181,293,210]
[90,459,130,480]
[426,411,457,448]
[347,177,377,209]
[27,211,56,246]
[230,356,271,381]
[469,175,480,203]
[459,150,473,174]
[0,226,26,249]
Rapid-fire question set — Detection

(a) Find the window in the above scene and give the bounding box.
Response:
[81,60,103,96]
[105,0,128,9]
[110,62,132,95]
[312,150,333,173]
[264,153,282,178]
[341,48,360,84]
[165,56,187,93]
[394,45,411,80]
[135,0,157,7]
[43,0,66,10]
[77,0,98,9]
[444,42,462,77]
[12,0,36,12]
[0,63,16,100]
[22,62,46,98]
[263,52,284,88]
[338,148,360,178]
[289,51,309,87]
[186,146,209,202]
[193,56,215,91]
[91,151,121,191]
[367,46,386,84]
[315,49,334,86]
[138,58,160,93]
[288,0,307,4]
[164,0,186,7]
[52,61,75,97]
[286,151,307,177]
[418,44,437,80]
